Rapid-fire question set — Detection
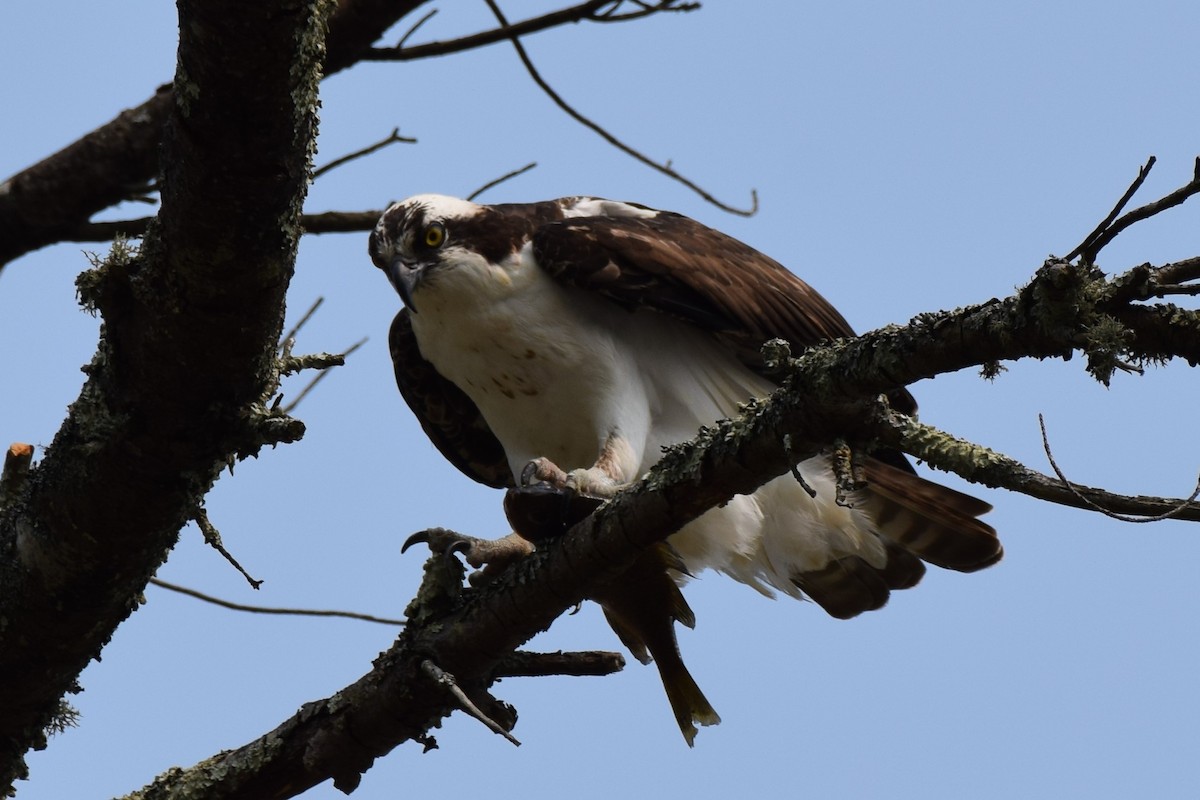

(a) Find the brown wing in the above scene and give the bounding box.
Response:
[531,206,1001,613]
[532,210,918,416]
[388,310,514,489]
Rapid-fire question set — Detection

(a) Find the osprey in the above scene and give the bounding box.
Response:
[370,194,1001,743]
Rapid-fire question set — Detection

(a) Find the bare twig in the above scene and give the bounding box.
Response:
[592,0,700,21]
[1066,156,1156,264]
[192,506,263,589]
[366,1,669,62]
[421,660,521,746]
[394,7,438,49]
[312,128,416,180]
[781,434,818,498]
[279,297,324,356]
[482,0,758,217]
[282,337,367,414]
[1038,414,1200,523]
[149,578,406,626]
[492,649,625,678]
[68,210,390,243]
[292,210,386,234]
[1069,156,1200,264]
[467,161,537,201]
[876,410,1200,522]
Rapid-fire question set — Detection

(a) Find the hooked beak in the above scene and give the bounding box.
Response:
[388,257,422,313]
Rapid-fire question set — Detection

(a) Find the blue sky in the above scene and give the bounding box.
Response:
[3,2,1199,798]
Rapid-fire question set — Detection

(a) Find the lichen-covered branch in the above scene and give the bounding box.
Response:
[873,410,1200,521]
[0,0,333,790]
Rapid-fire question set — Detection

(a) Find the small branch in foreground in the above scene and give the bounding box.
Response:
[875,410,1200,522]
[394,7,438,50]
[1038,414,1200,523]
[592,0,700,21]
[150,578,405,625]
[1068,156,1200,264]
[192,506,263,589]
[467,161,537,201]
[482,0,758,217]
[282,337,368,414]
[493,649,626,678]
[67,210,388,243]
[1066,156,1156,264]
[312,128,416,181]
[367,0,622,62]
[279,296,325,356]
[421,660,521,746]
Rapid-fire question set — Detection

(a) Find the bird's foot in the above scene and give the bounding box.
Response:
[402,529,534,583]
[520,457,571,488]
[520,457,627,498]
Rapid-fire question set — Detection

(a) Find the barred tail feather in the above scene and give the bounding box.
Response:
[862,459,1003,572]
[790,458,998,619]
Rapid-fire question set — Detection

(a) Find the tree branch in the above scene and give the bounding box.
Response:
[65,210,388,242]
[363,0,690,61]
[1068,156,1200,264]
[311,127,416,180]
[149,578,406,626]
[0,0,332,788]
[493,649,626,678]
[0,0,431,271]
[481,0,758,217]
[467,161,538,201]
[871,409,1200,522]
[0,0,707,271]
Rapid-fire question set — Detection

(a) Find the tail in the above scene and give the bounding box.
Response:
[862,459,1002,571]
[593,544,721,746]
[793,458,1001,619]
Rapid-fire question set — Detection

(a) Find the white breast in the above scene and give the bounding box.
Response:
[409,245,881,597]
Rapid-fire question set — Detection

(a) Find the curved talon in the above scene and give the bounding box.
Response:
[447,539,473,560]
[521,456,572,489]
[401,530,431,554]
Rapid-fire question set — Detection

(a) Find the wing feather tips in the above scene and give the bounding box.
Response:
[791,543,927,620]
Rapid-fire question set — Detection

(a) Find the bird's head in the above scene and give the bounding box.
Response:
[369,194,491,313]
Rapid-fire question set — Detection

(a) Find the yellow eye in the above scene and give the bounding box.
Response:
[423,223,445,248]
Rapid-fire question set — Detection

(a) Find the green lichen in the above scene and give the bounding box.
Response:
[1082,314,1134,386]
[282,0,335,246]
[76,236,140,314]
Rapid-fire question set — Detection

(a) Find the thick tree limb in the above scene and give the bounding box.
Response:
[0,0,429,271]
[0,0,331,789]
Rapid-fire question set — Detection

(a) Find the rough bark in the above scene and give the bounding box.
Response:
[0,0,330,788]
[0,0,428,271]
